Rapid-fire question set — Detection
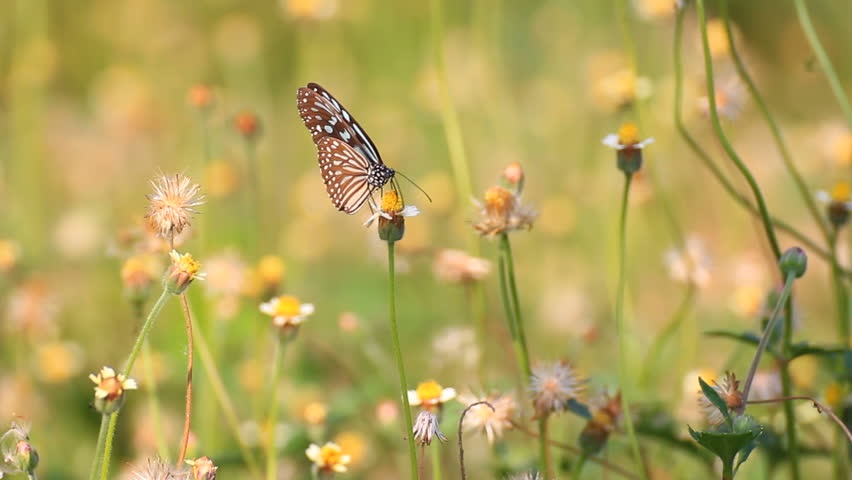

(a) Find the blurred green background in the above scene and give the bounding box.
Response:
[1,0,851,478]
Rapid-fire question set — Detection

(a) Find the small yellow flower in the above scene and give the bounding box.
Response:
[302,401,328,426]
[257,255,286,290]
[166,250,205,294]
[602,122,654,150]
[472,185,537,236]
[185,455,218,480]
[259,295,314,334]
[89,366,137,414]
[817,181,852,228]
[332,431,367,468]
[408,380,457,410]
[306,441,351,474]
[145,173,205,240]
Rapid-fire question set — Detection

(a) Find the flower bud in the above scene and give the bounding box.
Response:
[188,84,215,112]
[378,215,405,243]
[165,251,204,295]
[234,111,262,141]
[186,456,218,480]
[502,162,525,194]
[779,247,807,279]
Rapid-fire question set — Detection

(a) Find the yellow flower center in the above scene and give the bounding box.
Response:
[483,186,513,215]
[381,190,403,214]
[319,444,345,467]
[274,295,301,317]
[175,252,202,277]
[617,122,640,146]
[831,181,851,203]
[415,380,444,402]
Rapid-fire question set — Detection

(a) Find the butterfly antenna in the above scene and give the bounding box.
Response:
[394,171,433,203]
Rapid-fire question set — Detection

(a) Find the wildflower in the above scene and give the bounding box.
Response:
[530,360,585,419]
[4,279,59,340]
[302,401,328,426]
[502,162,525,193]
[697,371,745,427]
[578,390,622,455]
[831,130,852,167]
[602,122,653,175]
[0,421,38,476]
[233,111,262,141]
[284,0,339,21]
[165,251,205,295]
[432,249,491,283]
[185,456,217,480]
[129,457,187,480]
[90,366,138,414]
[364,191,419,243]
[664,235,711,288]
[375,399,399,426]
[697,76,745,120]
[121,254,162,305]
[412,410,447,446]
[0,239,21,274]
[817,181,852,228]
[590,65,653,113]
[408,380,457,411]
[457,392,516,445]
[706,18,732,58]
[188,84,214,112]
[204,251,248,311]
[257,254,286,295]
[631,0,678,20]
[472,185,537,236]
[332,432,367,468]
[145,174,205,240]
[306,442,351,474]
[34,341,84,384]
[259,295,314,337]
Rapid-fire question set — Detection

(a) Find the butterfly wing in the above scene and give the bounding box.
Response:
[297,83,383,166]
[316,136,375,214]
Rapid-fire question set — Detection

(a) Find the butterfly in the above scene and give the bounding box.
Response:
[297,82,396,214]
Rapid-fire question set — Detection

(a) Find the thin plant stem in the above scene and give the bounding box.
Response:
[87,414,109,480]
[499,234,532,377]
[458,401,493,480]
[431,443,442,480]
[639,284,696,387]
[98,414,118,480]
[720,0,831,244]
[672,7,838,271]
[27,473,37,480]
[792,0,852,127]
[539,416,552,480]
[177,293,195,466]
[497,242,525,391]
[829,230,850,347]
[265,338,286,480]
[614,173,647,479]
[571,454,587,480]
[142,340,169,459]
[748,396,852,442]
[386,242,420,480]
[192,318,263,477]
[695,0,781,261]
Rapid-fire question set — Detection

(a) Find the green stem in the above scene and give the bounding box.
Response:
[192,317,263,478]
[672,7,836,271]
[387,242,419,480]
[615,173,647,479]
[500,234,532,377]
[123,289,171,377]
[539,416,552,480]
[497,240,526,391]
[571,454,587,480]
[431,442,442,480]
[792,0,852,127]
[98,413,118,480]
[720,0,830,245]
[142,340,169,459]
[695,0,781,261]
[829,229,850,479]
[266,338,286,480]
[87,414,109,480]
[639,285,696,387]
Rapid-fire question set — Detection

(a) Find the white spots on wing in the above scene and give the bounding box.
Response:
[324,125,333,133]
[328,117,337,125]
[342,109,351,121]
[340,130,351,141]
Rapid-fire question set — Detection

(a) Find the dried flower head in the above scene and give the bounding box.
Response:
[457,392,516,445]
[259,295,314,337]
[129,457,188,480]
[472,185,537,236]
[530,361,585,418]
[89,366,138,414]
[306,442,351,474]
[432,249,491,283]
[145,174,205,240]
[697,371,745,426]
[185,456,217,480]
[408,380,457,411]
[412,410,447,446]
[166,251,205,295]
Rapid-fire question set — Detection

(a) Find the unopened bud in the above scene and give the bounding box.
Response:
[186,456,218,480]
[12,440,39,473]
[779,247,807,279]
[378,215,405,243]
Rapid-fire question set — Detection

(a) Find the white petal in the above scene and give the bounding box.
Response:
[124,379,139,390]
[363,212,382,227]
[401,205,420,217]
[439,387,457,403]
[816,191,830,204]
[407,390,422,405]
[601,134,622,149]
[259,300,278,315]
[637,137,655,148]
[300,303,315,316]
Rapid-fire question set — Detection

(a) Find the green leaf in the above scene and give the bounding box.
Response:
[698,377,731,426]
[703,330,761,347]
[688,426,762,471]
[788,342,846,360]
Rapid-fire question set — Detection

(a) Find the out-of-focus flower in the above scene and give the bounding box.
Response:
[432,249,491,283]
[259,295,314,337]
[457,392,516,445]
[185,456,217,480]
[257,255,286,295]
[121,254,162,305]
[375,399,399,426]
[188,84,215,112]
[817,181,852,229]
[33,341,84,384]
[145,174,205,240]
[748,369,782,403]
[90,366,138,414]
[127,457,187,480]
[502,162,525,192]
[408,380,457,411]
[530,361,585,419]
[697,76,746,120]
[338,312,360,333]
[823,381,848,412]
[830,130,852,167]
[697,371,745,426]
[233,111,262,141]
[705,18,733,59]
[364,191,419,243]
[165,251,205,295]
[472,185,536,236]
[282,0,338,20]
[665,235,712,288]
[332,432,367,469]
[590,67,653,113]
[204,251,248,320]
[204,160,240,198]
[602,122,653,175]
[52,208,105,259]
[302,401,328,426]
[306,442,351,474]
[632,0,678,20]
[412,410,447,446]
[431,327,480,371]
[579,390,622,455]
[0,239,21,274]
[4,279,60,340]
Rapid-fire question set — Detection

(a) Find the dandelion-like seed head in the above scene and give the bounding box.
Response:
[306,442,352,474]
[145,174,205,240]
[412,410,447,446]
[89,366,137,414]
[130,457,188,480]
[457,392,516,445]
[530,361,585,418]
[697,371,745,427]
[408,380,456,411]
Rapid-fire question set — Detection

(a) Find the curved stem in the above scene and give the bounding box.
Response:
[748,396,852,442]
[123,289,171,377]
[792,0,852,127]
[500,234,531,377]
[265,338,286,480]
[458,401,493,480]
[177,293,195,466]
[387,242,419,479]
[615,173,647,479]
